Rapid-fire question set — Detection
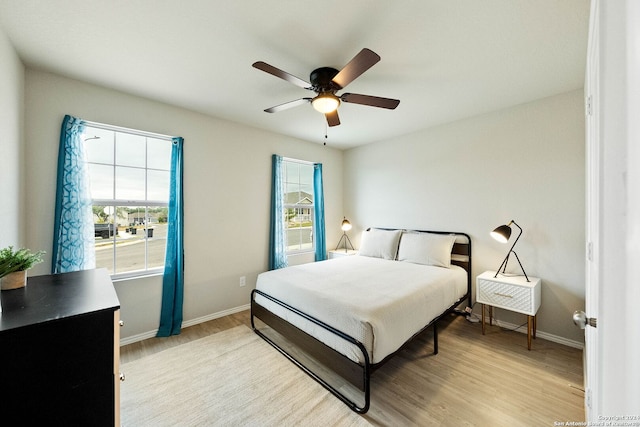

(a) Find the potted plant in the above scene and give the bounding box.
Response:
[0,246,45,290]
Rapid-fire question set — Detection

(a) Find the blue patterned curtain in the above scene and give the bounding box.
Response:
[157,137,184,337]
[268,154,288,270]
[313,163,326,261]
[52,115,96,274]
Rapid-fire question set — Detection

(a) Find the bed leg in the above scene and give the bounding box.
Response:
[433,322,439,355]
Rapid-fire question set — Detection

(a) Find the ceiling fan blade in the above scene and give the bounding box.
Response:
[331,48,381,89]
[325,110,340,127]
[341,93,400,110]
[252,61,311,90]
[264,98,312,113]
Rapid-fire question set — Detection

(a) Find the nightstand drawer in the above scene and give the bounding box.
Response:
[477,279,533,313]
[476,271,541,316]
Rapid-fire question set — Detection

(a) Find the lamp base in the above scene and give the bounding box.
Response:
[335,233,354,252]
[494,250,530,282]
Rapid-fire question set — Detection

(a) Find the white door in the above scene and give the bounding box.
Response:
[580,0,640,418]
[579,0,600,419]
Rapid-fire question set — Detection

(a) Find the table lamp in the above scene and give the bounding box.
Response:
[335,217,354,252]
[491,220,530,282]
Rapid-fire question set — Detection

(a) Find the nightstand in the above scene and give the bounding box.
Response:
[328,249,358,259]
[476,270,541,350]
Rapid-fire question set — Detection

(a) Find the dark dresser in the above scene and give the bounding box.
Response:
[0,268,121,426]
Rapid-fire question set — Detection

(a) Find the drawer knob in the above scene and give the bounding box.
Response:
[120,372,126,382]
[119,320,124,327]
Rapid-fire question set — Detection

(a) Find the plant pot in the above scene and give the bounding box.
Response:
[1,270,27,290]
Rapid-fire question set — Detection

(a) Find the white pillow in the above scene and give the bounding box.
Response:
[358,229,402,260]
[397,232,457,268]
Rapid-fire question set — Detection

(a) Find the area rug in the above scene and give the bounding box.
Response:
[120,325,371,426]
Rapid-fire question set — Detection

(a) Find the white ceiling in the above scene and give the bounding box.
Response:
[0,0,589,149]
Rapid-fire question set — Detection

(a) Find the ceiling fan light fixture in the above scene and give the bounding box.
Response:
[311,93,340,113]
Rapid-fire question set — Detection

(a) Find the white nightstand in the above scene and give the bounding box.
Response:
[476,270,542,350]
[328,250,358,259]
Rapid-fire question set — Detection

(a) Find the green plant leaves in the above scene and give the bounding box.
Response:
[0,246,45,278]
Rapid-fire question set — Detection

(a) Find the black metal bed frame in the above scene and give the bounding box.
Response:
[250,230,472,414]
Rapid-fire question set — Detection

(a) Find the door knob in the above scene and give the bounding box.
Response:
[573,310,597,329]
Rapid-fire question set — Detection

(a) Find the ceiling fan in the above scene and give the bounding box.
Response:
[252,48,400,127]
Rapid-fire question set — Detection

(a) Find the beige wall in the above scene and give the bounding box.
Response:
[16,66,585,344]
[0,24,24,248]
[344,90,585,344]
[23,69,344,340]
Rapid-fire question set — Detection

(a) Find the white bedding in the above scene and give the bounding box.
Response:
[254,255,467,364]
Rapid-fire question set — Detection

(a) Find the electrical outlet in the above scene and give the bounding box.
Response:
[464,306,473,314]
[239,276,246,287]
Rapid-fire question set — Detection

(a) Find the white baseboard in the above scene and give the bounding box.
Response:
[119,304,251,346]
[490,318,584,350]
[181,303,251,329]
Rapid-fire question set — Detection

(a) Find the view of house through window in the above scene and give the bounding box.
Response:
[282,159,314,253]
[83,123,172,278]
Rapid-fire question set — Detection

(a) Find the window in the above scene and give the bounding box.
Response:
[83,123,173,278]
[282,159,314,253]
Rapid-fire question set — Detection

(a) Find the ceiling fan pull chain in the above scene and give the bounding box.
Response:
[324,123,328,146]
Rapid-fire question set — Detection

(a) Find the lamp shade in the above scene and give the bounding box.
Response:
[491,224,512,243]
[341,217,352,231]
[312,93,340,113]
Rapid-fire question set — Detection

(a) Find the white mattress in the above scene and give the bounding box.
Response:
[254,255,467,364]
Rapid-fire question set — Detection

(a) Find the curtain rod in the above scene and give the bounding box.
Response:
[282,156,316,165]
[82,119,176,141]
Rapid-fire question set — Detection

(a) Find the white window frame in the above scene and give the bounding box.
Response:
[83,121,174,280]
[282,157,315,255]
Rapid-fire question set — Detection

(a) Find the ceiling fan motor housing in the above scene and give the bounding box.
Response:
[310,67,340,92]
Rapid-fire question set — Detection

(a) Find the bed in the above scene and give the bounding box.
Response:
[250,228,472,413]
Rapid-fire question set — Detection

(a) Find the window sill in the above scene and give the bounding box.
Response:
[111,270,164,283]
[286,249,315,255]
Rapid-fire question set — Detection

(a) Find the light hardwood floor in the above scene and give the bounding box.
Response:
[121,310,585,426]
[120,311,249,364]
